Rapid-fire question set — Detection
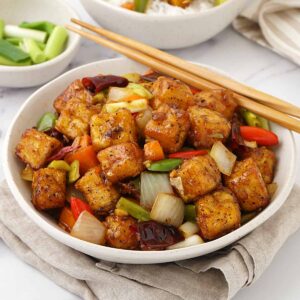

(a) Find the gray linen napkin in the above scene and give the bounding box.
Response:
[1,180,300,300]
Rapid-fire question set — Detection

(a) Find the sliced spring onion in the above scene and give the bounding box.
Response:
[21,165,34,181]
[184,205,196,222]
[68,160,80,183]
[19,21,56,34]
[0,54,31,66]
[179,221,199,238]
[167,235,204,250]
[0,19,4,39]
[147,158,182,172]
[150,193,184,227]
[36,112,57,131]
[4,25,47,42]
[0,39,29,62]
[44,26,68,59]
[105,99,148,113]
[122,73,141,83]
[5,37,22,45]
[128,83,153,99]
[140,172,173,210]
[21,38,46,64]
[71,211,106,244]
[116,197,150,221]
[210,141,236,176]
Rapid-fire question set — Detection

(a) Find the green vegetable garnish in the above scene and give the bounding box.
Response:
[147,158,183,172]
[21,38,46,64]
[0,19,4,39]
[5,37,22,45]
[134,0,149,13]
[116,197,150,221]
[19,21,56,35]
[44,26,68,60]
[241,109,269,130]
[68,160,80,183]
[4,25,47,43]
[37,112,57,131]
[184,205,196,222]
[0,55,31,66]
[0,39,29,62]
[48,160,71,171]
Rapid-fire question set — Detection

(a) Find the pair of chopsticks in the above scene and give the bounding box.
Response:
[67,19,300,133]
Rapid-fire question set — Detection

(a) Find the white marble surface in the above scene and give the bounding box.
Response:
[1,1,300,299]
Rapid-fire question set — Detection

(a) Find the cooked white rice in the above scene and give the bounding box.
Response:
[105,0,215,15]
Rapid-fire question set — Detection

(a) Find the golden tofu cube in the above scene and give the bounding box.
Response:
[170,155,221,202]
[15,128,62,169]
[145,104,190,153]
[90,108,138,152]
[196,189,241,240]
[225,157,270,212]
[75,167,120,215]
[55,98,101,139]
[188,106,231,148]
[151,76,195,110]
[194,89,237,120]
[97,142,144,183]
[32,168,66,210]
[241,147,276,184]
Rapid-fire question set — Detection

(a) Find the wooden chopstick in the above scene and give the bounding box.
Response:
[71,18,300,119]
[66,24,300,134]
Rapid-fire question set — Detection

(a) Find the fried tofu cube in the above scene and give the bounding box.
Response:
[196,189,241,240]
[194,89,237,120]
[170,155,221,202]
[188,107,231,149]
[151,76,195,110]
[15,128,62,169]
[75,167,120,215]
[241,147,276,184]
[97,142,144,183]
[224,157,270,212]
[54,79,94,113]
[90,108,138,152]
[55,98,101,139]
[32,168,66,210]
[145,104,190,153]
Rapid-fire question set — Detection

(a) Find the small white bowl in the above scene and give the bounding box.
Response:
[0,0,81,88]
[80,0,249,49]
[3,58,297,264]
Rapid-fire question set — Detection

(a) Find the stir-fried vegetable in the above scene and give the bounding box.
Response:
[134,0,149,12]
[241,109,270,130]
[116,197,150,221]
[59,207,75,232]
[36,112,57,131]
[167,234,204,250]
[128,83,153,99]
[210,141,236,176]
[48,160,71,171]
[150,193,185,227]
[122,73,141,83]
[21,165,34,181]
[147,158,182,172]
[108,86,137,102]
[105,98,148,113]
[244,140,257,148]
[70,196,93,220]
[68,160,80,183]
[184,205,196,222]
[179,221,199,238]
[71,211,106,244]
[144,140,165,161]
[140,172,173,210]
[240,126,279,146]
[169,149,207,159]
[135,108,152,133]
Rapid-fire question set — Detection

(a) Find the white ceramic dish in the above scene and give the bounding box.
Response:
[80,0,249,49]
[0,0,81,88]
[3,57,297,264]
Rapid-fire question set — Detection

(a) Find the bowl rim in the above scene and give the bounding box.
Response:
[3,57,298,264]
[81,0,240,21]
[0,0,81,72]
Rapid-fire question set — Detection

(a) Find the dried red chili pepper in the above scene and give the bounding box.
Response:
[82,75,128,93]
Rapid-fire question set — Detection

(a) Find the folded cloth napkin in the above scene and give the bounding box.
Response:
[233,0,300,65]
[1,180,300,300]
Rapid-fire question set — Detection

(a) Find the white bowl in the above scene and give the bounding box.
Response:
[80,0,249,49]
[3,58,297,264]
[0,0,81,88]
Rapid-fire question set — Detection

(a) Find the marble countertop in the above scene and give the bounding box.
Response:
[1,1,300,299]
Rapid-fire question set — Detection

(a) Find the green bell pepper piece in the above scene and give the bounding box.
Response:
[36,112,57,131]
[241,109,270,130]
[147,158,183,172]
[48,160,71,171]
[116,197,150,221]
[184,205,196,222]
[134,0,149,13]
[68,160,80,183]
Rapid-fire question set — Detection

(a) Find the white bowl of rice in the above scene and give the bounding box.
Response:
[80,0,249,49]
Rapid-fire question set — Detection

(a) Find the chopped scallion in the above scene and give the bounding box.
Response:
[0,54,31,66]
[0,19,4,39]
[4,25,47,43]
[44,26,68,60]
[21,38,46,64]
[0,39,29,62]
[19,21,55,35]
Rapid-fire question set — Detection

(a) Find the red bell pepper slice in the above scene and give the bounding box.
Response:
[168,149,208,159]
[70,197,93,220]
[240,126,279,146]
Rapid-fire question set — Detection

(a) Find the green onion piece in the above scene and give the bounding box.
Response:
[21,38,46,64]
[134,0,149,13]
[0,54,31,66]
[68,160,80,183]
[184,205,196,222]
[241,212,257,225]
[37,112,57,131]
[0,19,4,39]
[147,158,183,172]
[19,21,56,35]
[44,26,68,60]
[37,41,46,50]
[5,37,22,45]
[0,39,29,62]
[48,160,71,171]
[4,25,47,43]
[116,197,150,221]
[241,108,270,130]
[257,115,270,130]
